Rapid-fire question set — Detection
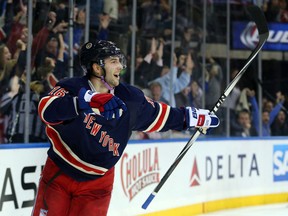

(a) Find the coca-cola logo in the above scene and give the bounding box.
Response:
[120,147,160,201]
[240,21,259,49]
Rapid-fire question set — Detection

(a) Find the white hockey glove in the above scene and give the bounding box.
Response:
[185,107,220,130]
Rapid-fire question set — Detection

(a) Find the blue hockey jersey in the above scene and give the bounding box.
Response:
[38,75,186,181]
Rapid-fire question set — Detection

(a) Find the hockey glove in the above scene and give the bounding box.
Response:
[78,88,127,120]
[185,107,219,131]
[90,93,127,120]
[78,88,97,114]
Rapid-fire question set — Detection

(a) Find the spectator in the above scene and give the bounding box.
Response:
[135,37,163,88]
[201,57,223,110]
[175,87,190,107]
[235,88,251,113]
[264,0,281,22]
[34,57,59,92]
[138,0,171,38]
[13,27,28,60]
[222,67,242,134]
[0,44,16,97]
[89,0,104,29]
[180,26,203,53]
[263,98,273,112]
[222,67,241,113]
[149,50,194,106]
[32,10,68,65]
[149,81,169,104]
[278,0,288,22]
[32,0,52,34]
[63,5,86,57]
[103,0,118,22]
[0,36,20,144]
[248,89,285,136]
[117,0,131,28]
[0,0,13,42]
[54,2,69,24]
[34,33,67,80]
[0,75,47,143]
[5,0,27,57]
[98,13,112,40]
[9,26,29,79]
[271,109,288,136]
[173,47,193,107]
[187,80,203,108]
[230,109,258,137]
[198,57,223,136]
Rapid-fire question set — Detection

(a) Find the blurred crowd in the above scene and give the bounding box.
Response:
[1,0,288,144]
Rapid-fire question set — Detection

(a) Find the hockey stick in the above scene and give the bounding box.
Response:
[142,5,269,210]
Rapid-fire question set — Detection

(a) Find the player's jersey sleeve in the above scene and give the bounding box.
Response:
[136,97,185,132]
[38,80,81,125]
[119,84,185,132]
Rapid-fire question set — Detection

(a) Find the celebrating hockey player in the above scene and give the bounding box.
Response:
[32,40,220,216]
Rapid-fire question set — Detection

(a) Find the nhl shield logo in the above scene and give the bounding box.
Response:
[86,42,93,49]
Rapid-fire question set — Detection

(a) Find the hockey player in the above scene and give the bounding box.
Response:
[32,40,220,216]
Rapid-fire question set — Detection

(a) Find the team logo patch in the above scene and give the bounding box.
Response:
[86,42,93,49]
[197,114,205,126]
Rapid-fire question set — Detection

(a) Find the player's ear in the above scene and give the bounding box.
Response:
[92,63,103,76]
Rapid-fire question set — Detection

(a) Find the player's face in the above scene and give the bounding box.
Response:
[104,56,124,87]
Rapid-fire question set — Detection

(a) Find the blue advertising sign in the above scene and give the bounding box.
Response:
[232,21,288,51]
[273,144,288,182]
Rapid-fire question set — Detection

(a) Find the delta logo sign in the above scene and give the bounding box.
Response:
[120,147,160,201]
[190,153,260,187]
[190,158,201,186]
[233,21,288,51]
[273,145,288,182]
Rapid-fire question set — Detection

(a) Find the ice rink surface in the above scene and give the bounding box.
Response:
[198,203,288,216]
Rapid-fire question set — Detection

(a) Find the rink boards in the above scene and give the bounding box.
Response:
[0,137,288,215]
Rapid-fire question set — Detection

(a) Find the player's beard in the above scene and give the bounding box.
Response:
[105,71,120,87]
[111,76,120,87]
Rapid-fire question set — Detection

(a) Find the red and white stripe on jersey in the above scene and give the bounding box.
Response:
[143,102,171,133]
[46,125,108,176]
[38,96,64,125]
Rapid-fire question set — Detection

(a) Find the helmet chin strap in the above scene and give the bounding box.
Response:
[100,75,114,91]
[91,68,114,91]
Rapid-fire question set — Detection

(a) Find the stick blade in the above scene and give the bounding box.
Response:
[247,5,269,35]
